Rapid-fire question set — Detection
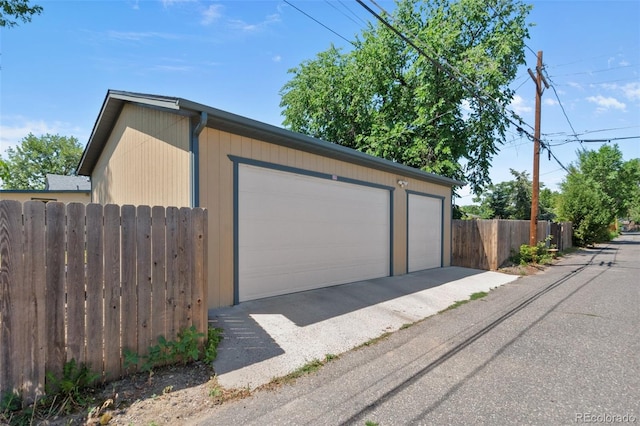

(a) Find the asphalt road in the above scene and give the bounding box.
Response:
[189,233,639,425]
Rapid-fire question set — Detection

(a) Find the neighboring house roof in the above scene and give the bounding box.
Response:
[45,174,91,191]
[78,90,465,187]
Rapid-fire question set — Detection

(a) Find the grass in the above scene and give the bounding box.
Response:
[265,354,339,388]
[439,291,489,313]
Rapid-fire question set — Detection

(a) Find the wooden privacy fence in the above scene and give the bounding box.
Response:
[0,201,207,401]
[452,219,572,270]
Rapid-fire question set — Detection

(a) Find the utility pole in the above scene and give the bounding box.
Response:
[528,50,549,246]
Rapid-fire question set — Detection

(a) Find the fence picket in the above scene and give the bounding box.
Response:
[103,204,121,381]
[120,205,137,367]
[23,201,46,399]
[86,204,104,379]
[0,200,24,397]
[45,202,66,385]
[165,207,179,342]
[66,203,86,364]
[136,205,152,357]
[151,206,166,345]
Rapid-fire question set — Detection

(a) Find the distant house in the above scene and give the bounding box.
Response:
[0,174,91,203]
[78,90,464,308]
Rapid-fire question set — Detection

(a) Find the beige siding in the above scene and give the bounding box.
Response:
[91,104,191,207]
[0,191,91,204]
[199,128,454,308]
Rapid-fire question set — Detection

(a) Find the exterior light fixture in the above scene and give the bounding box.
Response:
[397,180,408,188]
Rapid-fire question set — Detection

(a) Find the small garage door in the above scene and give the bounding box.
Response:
[238,164,391,302]
[407,193,443,272]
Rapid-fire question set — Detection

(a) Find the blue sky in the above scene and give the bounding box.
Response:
[1,0,639,203]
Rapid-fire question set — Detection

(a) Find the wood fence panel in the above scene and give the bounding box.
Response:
[0,200,24,396]
[0,201,207,399]
[151,206,166,344]
[103,204,121,380]
[23,201,46,399]
[192,208,207,336]
[45,202,66,383]
[453,219,573,271]
[165,207,179,341]
[136,205,152,356]
[86,204,104,378]
[66,203,86,364]
[121,205,137,364]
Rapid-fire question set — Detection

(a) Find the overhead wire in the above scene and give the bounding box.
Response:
[542,69,582,146]
[355,0,537,139]
[283,0,356,46]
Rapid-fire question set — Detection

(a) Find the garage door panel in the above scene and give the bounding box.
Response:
[239,164,391,302]
[408,194,442,272]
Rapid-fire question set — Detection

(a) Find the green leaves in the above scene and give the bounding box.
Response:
[0,0,43,28]
[0,133,83,190]
[558,145,640,246]
[280,0,531,193]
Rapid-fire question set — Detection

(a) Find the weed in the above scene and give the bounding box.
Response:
[124,325,219,373]
[44,359,101,416]
[353,332,392,350]
[365,421,379,426]
[204,327,224,363]
[440,291,488,313]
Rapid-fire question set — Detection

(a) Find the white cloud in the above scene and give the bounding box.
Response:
[543,98,558,106]
[621,82,640,100]
[201,4,223,25]
[0,117,84,156]
[107,31,182,42]
[228,13,280,33]
[586,95,626,111]
[510,95,532,115]
[272,55,282,63]
[567,81,583,90]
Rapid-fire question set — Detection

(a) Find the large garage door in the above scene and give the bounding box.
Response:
[238,164,391,302]
[407,193,443,272]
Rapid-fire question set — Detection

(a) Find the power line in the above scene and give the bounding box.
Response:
[324,0,362,27]
[337,0,369,26]
[543,70,582,146]
[284,0,355,46]
[355,0,537,138]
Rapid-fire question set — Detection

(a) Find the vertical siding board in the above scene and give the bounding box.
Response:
[151,206,167,345]
[103,204,121,380]
[86,204,104,380]
[23,201,46,398]
[120,205,137,363]
[165,207,179,341]
[136,206,152,356]
[66,203,86,364]
[0,201,23,396]
[45,202,66,383]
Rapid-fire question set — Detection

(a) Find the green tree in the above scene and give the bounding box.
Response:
[280,0,531,193]
[558,145,640,246]
[0,133,83,190]
[471,169,555,220]
[0,0,42,27]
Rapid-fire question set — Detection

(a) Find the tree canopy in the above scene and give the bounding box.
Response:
[557,145,640,246]
[465,169,555,220]
[280,0,532,193]
[0,0,42,27]
[0,133,83,190]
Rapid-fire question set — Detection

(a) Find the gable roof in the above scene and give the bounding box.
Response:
[77,90,465,187]
[45,174,91,191]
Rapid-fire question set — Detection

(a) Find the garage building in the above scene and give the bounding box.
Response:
[78,90,464,309]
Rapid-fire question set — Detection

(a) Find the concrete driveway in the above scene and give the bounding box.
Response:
[208,267,518,389]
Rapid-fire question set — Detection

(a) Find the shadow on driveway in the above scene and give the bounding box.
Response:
[208,267,484,375]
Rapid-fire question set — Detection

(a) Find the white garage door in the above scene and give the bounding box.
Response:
[238,164,391,302]
[407,193,443,272]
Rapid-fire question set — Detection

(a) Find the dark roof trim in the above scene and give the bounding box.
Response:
[78,90,465,187]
